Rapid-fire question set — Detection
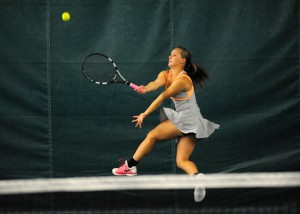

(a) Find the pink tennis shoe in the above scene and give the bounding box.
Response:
[112,160,137,176]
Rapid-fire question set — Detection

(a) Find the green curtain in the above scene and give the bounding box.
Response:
[0,0,299,213]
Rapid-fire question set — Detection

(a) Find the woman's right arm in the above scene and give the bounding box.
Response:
[136,70,168,94]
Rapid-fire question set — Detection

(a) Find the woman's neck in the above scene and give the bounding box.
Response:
[170,67,183,76]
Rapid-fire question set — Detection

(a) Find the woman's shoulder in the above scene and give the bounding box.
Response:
[158,70,170,78]
[177,72,192,82]
[153,70,170,86]
[160,70,170,75]
[176,73,193,90]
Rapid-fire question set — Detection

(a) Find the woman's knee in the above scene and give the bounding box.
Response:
[146,129,159,141]
[176,158,186,169]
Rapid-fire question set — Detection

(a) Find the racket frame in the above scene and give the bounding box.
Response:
[81,53,139,89]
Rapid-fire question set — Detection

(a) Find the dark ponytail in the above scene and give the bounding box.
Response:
[176,46,208,88]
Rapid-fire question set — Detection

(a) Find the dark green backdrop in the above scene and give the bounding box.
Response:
[0,0,299,213]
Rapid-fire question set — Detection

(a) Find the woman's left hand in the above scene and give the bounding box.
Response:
[132,113,147,128]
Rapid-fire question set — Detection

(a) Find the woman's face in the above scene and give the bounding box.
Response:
[168,48,186,69]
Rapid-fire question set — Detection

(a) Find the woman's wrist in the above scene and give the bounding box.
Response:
[142,112,149,117]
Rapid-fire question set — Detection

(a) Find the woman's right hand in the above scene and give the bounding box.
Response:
[135,85,147,94]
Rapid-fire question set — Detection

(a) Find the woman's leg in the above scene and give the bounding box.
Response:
[176,134,198,175]
[133,120,183,161]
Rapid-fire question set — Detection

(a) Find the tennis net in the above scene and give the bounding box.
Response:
[0,172,299,213]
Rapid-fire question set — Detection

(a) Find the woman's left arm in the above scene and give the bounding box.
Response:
[133,77,190,128]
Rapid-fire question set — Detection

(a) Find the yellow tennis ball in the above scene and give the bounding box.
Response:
[62,12,70,22]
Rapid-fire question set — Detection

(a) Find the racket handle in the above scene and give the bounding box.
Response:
[129,83,140,90]
[127,82,146,93]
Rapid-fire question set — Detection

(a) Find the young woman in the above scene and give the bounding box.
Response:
[112,47,219,202]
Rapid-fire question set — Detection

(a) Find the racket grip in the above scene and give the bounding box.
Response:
[129,83,140,90]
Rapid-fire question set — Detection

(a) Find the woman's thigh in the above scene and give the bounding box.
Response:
[149,120,183,141]
[176,134,197,161]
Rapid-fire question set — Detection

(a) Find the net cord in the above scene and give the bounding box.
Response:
[0,172,299,195]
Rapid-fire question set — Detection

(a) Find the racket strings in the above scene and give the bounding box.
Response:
[82,54,117,84]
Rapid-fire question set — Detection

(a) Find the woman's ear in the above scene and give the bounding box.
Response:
[181,57,186,65]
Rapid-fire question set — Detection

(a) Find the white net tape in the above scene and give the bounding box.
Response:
[0,172,299,195]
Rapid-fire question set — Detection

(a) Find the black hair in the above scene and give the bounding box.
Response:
[176,46,208,88]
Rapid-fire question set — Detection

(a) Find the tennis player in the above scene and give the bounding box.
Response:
[112,47,219,202]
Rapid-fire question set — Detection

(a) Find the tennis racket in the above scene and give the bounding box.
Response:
[81,53,140,90]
